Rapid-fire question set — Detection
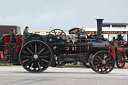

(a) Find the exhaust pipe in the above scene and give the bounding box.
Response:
[96,19,104,43]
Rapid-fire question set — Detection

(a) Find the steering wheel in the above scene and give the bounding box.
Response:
[49,29,66,36]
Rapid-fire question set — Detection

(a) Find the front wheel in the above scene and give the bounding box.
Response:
[19,40,52,73]
[91,50,115,74]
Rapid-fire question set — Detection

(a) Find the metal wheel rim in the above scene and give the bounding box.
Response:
[19,40,52,73]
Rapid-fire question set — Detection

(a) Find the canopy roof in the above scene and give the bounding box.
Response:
[103,23,128,27]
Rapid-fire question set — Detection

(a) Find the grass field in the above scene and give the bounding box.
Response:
[0,63,83,67]
[0,63,10,66]
[1,62,128,68]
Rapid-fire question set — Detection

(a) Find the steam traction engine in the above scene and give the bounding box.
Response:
[19,19,115,74]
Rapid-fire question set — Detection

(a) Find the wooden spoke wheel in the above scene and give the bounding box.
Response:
[19,40,52,73]
[91,50,115,74]
[116,50,125,68]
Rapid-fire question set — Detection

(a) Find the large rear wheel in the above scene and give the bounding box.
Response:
[19,40,52,73]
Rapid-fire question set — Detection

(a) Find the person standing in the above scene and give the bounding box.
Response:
[10,28,16,43]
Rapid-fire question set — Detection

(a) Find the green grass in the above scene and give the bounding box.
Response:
[64,63,83,67]
[0,63,11,66]
[64,64,82,67]
[0,62,128,68]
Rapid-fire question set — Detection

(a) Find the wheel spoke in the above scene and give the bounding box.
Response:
[38,44,42,51]
[30,43,34,52]
[30,62,34,68]
[94,62,101,64]
[26,60,33,66]
[23,51,31,55]
[38,62,41,69]
[106,57,111,61]
[23,56,32,58]
[27,48,34,55]
[41,51,49,55]
[35,44,37,53]
[38,48,45,55]
[41,59,49,63]
[106,64,112,70]
[40,56,48,58]
[34,61,37,70]
[103,54,106,60]
[96,56,102,61]
[107,61,114,64]
[95,64,100,68]
[38,59,45,66]
[22,59,30,63]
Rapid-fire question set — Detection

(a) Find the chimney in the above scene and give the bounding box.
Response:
[96,19,104,43]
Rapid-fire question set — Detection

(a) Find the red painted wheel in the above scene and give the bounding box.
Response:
[116,50,125,68]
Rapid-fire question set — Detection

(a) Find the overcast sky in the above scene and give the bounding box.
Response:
[0,0,128,32]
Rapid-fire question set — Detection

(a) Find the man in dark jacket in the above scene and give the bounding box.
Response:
[10,28,16,43]
[22,26,31,45]
[23,26,31,39]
